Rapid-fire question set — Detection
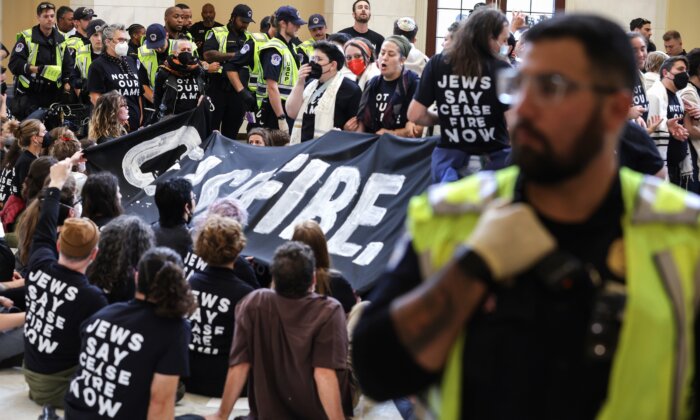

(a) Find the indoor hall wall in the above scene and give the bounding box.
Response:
[666,0,700,54]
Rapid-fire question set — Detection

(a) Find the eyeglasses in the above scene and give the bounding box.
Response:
[112,38,129,43]
[497,68,620,106]
[310,56,327,64]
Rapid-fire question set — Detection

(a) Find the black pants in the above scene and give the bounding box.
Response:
[208,78,245,139]
[259,98,292,132]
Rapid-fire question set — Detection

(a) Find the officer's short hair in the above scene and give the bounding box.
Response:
[57,6,73,20]
[37,2,55,16]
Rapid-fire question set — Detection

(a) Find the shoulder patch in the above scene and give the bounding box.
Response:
[240,43,250,55]
[15,43,24,53]
[270,53,282,66]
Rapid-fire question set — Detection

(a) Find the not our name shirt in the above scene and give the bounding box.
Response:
[665,89,687,167]
[25,188,108,374]
[632,72,649,121]
[415,53,511,153]
[300,77,362,142]
[87,55,143,132]
[64,299,191,419]
[152,68,204,117]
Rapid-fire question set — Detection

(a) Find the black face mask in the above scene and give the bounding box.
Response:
[673,71,690,90]
[308,61,323,80]
[178,52,193,65]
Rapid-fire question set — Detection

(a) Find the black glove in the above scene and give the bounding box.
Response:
[238,89,256,111]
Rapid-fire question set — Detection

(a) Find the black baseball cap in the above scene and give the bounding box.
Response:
[74,7,97,20]
[308,14,327,29]
[86,19,107,38]
[275,6,306,26]
[232,4,255,23]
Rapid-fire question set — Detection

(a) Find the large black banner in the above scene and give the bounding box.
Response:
[85,107,436,292]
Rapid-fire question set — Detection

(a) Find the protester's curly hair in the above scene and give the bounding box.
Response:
[48,127,81,162]
[88,91,127,143]
[195,215,246,266]
[88,215,154,300]
[137,247,197,318]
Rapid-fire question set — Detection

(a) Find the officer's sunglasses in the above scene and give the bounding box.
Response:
[38,3,55,11]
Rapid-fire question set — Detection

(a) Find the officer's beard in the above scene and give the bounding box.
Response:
[511,105,606,186]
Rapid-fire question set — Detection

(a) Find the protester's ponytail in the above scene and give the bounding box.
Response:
[137,247,197,318]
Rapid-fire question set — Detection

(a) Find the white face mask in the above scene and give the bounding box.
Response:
[114,42,129,57]
[499,44,510,56]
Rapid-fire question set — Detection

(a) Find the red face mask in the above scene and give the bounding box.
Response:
[347,58,367,77]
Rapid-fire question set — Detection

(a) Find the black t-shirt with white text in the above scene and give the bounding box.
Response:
[64,300,191,419]
[152,69,205,117]
[183,251,260,290]
[632,72,649,121]
[666,89,687,166]
[301,77,362,142]
[0,166,16,206]
[12,150,36,197]
[87,55,143,132]
[25,188,108,374]
[415,53,511,152]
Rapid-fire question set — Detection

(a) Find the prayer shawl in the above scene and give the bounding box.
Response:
[290,72,345,144]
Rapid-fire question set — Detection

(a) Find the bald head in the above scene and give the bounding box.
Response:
[201,3,216,25]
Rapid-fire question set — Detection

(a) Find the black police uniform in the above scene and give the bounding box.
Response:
[8,25,74,120]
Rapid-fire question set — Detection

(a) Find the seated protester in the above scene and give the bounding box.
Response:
[16,175,78,274]
[153,177,196,260]
[286,41,361,144]
[327,33,356,81]
[23,158,107,409]
[88,91,129,144]
[2,156,57,239]
[80,172,123,228]
[87,215,154,303]
[185,215,254,397]
[344,37,380,91]
[0,294,24,366]
[208,242,352,420]
[64,247,195,419]
[268,129,290,146]
[87,23,143,132]
[3,120,46,206]
[47,128,86,193]
[292,220,357,314]
[187,197,259,289]
[151,39,206,123]
[351,36,423,138]
[0,126,21,210]
[247,128,271,146]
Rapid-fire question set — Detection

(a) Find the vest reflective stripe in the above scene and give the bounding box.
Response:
[654,250,688,420]
[137,45,159,88]
[64,37,84,52]
[16,29,65,88]
[208,27,252,77]
[407,167,700,420]
[75,45,92,79]
[255,38,298,102]
[248,33,269,92]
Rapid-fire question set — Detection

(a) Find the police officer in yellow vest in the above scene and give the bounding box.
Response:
[298,14,329,61]
[8,2,74,120]
[137,24,170,107]
[65,7,97,55]
[255,6,306,133]
[202,4,254,138]
[71,19,105,105]
[353,14,700,420]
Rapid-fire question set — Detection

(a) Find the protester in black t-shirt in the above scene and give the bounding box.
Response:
[618,121,665,176]
[24,157,107,409]
[292,220,357,314]
[87,91,128,144]
[153,177,196,260]
[352,36,422,137]
[0,120,44,212]
[87,24,143,132]
[87,215,154,303]
[190,3,223,50]
[409,8,512,184]
[339,0,384,57]
[185,215,254,396]
[152,40,206,123]
[80,172,123,228]
[65,247,195,419]
[286,41,361,143]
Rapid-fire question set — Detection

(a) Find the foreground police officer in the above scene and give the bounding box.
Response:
[9,2,74,120]
[354,14,700,420]
[256,6,306,133]
[202,4,254,137]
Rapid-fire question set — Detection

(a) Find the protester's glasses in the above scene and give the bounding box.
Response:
[497,67,619,107]
[310,56,327,64]
[112,37,129,43]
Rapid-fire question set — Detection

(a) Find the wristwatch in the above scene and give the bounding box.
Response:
[277,115,286,120]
